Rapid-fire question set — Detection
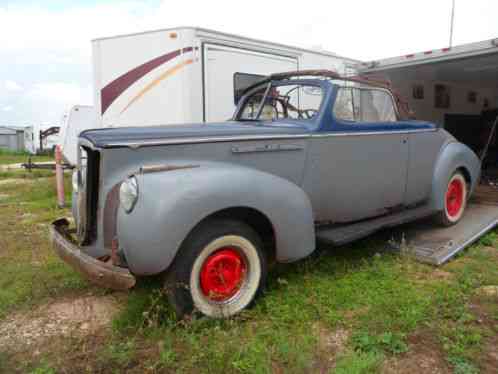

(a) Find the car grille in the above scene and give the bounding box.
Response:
[76,146,100,245]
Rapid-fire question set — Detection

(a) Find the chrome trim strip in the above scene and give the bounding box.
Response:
[106,134,310,148]
[100,128,437,148]
[311,128,437,138]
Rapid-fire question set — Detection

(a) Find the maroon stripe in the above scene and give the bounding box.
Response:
[101,47,193,114]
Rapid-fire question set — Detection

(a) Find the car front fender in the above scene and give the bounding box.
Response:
[431,141,481,211]
[117,162,315,275]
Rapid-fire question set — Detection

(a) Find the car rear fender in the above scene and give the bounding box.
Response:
[430,141,481,211]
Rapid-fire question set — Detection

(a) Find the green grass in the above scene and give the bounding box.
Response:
[0,172,497,372]
[334,351,383,374]
[0,148,52,165]
[0,172,87,319]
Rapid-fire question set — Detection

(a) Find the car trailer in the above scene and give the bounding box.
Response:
[356,38,498,265]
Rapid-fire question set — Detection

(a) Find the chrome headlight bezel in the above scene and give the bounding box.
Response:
[119,176,139,213]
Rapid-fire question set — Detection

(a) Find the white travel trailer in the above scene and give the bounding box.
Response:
[91,26,358,127]
[23,124,60,155]
[58,105,97,165]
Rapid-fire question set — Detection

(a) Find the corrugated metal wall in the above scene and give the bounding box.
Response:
[0,131,25,151]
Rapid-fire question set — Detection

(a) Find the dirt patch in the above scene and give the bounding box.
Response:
[383,331,451,374]
[0,295,120,353]
[468,296,498,373]
[476,285,498,298]
[312,322,350,372]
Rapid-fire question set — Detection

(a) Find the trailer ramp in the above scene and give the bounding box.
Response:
[390,203,498,265]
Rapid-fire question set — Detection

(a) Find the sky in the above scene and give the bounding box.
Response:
[1,0,498,126]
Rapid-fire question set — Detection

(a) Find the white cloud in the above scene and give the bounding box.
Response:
[27,82,88,104]
[1,0,498,125]
[4,80,22,92]
[2,105,12,112]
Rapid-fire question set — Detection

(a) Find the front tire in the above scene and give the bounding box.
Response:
[435,171,468,226]
[165,219,267,318]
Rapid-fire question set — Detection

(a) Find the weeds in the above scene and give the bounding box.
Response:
[334,351,383,374]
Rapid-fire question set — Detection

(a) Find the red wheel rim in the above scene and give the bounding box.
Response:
[446,178,464,218]
[200,248,246,301]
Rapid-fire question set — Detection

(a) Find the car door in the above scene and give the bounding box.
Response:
[302,86,409,223]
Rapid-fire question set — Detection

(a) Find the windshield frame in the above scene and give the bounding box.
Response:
[232,79,326,124]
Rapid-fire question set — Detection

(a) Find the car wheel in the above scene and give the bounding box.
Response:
[435,171,467,226]
[165,219,267,318]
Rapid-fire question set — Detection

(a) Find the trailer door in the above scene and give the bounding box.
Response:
[203,44,298,122]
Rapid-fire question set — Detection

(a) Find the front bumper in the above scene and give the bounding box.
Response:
[50,218,136,290]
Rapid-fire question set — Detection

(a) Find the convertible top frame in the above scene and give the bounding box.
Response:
[242,69,414,120]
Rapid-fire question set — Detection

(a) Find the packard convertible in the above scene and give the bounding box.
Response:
[52,70,480,318]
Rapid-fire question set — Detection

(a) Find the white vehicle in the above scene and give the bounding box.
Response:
[58,105,97,165]
[23,124,60,155]
[92,26,357,127]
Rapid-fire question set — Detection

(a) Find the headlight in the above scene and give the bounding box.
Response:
[120,176,139,213]
[72,170,79,192]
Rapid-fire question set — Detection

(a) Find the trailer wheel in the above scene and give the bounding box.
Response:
[435,171,467,226]
[165,219,267,318]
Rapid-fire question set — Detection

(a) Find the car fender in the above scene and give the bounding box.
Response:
[117,162,316,275]
[430,141,481,211]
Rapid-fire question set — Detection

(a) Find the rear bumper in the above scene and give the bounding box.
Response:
[50,218,136,290]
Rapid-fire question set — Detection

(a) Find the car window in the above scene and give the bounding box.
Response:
[238,83,323,121]
[334,86,397,123]
[233,72,265,104]
[333,87,355,121]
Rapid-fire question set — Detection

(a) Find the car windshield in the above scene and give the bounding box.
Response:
[236,82,323,122]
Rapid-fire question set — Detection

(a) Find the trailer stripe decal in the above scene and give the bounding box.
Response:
[100,47,193,114]
[120,59,194,114]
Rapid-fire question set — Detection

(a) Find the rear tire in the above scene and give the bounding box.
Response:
[165,219,267,318]
[435,171,467,227]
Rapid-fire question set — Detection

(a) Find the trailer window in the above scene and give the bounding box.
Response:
[233,73,265,104]
[334,87,397,123]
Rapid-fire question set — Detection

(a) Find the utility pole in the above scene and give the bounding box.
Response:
[449,0,456,47]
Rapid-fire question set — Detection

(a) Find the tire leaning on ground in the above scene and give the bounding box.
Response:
[435,171,468,227]
[165,219,267,318]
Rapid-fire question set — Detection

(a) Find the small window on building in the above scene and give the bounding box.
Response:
[233,73,265,105]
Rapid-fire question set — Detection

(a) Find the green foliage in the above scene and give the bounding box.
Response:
[103,340,136,367]
[448,356,480,374]
[334,351,383,374]
[28,361,56,374]
[0,148,53,165]
[352,331,408,355]
[478,231,497,246]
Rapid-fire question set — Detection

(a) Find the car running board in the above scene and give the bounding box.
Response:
[316,205,434,246]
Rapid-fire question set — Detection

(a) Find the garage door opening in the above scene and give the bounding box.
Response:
[362,40,498,205]
[359,39,498,264]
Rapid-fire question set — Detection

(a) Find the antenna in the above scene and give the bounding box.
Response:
[449,0,456,47]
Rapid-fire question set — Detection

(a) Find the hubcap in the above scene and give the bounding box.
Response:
[200,248,246,301]
[446,179,464,218]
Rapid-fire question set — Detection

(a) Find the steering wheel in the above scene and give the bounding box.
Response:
[301,109,318,119]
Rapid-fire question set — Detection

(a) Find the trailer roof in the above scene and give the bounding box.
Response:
[92,26,359,63]
[361,37,498,73]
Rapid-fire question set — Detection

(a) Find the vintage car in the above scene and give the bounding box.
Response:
[52,70,481,318]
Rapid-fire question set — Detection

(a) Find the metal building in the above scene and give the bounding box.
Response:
[0,126,25,152]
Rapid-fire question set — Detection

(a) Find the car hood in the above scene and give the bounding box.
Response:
[80,121,310,148]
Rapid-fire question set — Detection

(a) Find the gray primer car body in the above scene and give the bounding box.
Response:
[70,77,480,278]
